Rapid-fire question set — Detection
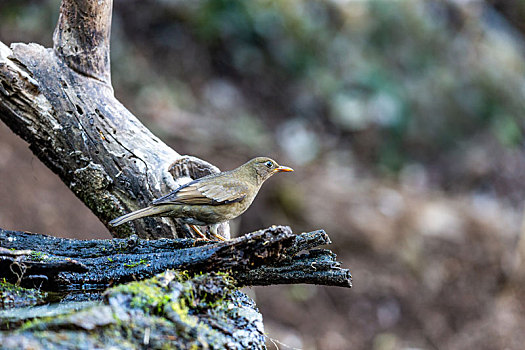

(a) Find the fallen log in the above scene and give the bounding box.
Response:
[0,270,267,349]
[0,226,351,292]
[0,225,351,348]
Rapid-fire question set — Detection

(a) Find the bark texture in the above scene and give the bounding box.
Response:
[0,226,351,349]
[0,271,266,349]
[0,226,352,292]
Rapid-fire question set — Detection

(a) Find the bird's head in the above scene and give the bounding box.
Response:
[241,157,294,185]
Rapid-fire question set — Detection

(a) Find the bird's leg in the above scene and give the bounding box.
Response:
[188,224,208,240]
[210,224,227,241]
[188,224,225,241]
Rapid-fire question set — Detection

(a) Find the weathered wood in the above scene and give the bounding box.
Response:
[0,0,228,240]
[235,249,352,287]
[53,0,112,83]
[0,229,209,258]
[0,226,352,292]
[0,282,47,311]
[0,225,350,348]
[0,271,266,349]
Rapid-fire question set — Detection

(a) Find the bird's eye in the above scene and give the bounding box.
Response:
[265,161,273,168]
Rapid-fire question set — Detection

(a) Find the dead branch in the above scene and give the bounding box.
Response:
[0,0,228,240]
[0,226,351,292]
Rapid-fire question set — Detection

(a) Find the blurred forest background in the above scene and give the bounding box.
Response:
[2,0,525,349]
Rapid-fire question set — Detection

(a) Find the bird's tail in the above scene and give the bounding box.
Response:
[109,206,169,227]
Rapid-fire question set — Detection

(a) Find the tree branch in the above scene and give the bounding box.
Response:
[0,226,352,291]
[0,0,229,239]
[53,0,113,83]
[0,1,352,346]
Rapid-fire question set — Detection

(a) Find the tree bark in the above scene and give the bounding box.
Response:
[0,226,352,292]
[0,0,228,239]
[0,226,351,349]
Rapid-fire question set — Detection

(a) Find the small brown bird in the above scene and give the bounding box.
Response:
[109,157,293,240]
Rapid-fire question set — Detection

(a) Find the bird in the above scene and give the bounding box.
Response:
[109,157,293,240]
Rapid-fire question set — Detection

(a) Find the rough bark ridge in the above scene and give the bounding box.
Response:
[0,0,227,239]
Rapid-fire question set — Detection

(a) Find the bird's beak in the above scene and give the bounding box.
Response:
[275,165,294,173]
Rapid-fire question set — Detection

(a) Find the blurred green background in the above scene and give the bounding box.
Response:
[2,0,525,349]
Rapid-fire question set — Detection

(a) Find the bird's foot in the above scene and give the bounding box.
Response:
[188,224,208,240]
[188,224,227,241]
[209,223,227,241]
[210,232,227,241]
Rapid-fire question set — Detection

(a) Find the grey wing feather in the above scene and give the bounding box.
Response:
[153,179,247,206]
[199,183,246,203]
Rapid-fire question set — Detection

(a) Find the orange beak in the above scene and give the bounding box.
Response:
[275,165,294,173]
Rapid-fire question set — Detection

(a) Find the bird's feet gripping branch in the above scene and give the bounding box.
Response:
[109,157,293,241]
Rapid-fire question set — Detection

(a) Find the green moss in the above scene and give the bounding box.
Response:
[28,251,47,261]
[174,270,192,282]
[107,270,236,333]
[170,298,198,327]
[3,271,259,348]
[19,315,54,331]
[120,279,166,313]
[124,259,148,268]
[0,281,47,309]
[0,280,19,291]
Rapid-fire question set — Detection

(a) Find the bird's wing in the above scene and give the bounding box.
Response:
[152,178,248,206]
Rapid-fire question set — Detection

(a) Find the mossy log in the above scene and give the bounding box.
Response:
[0,226,350,349]
[0,271,266,349]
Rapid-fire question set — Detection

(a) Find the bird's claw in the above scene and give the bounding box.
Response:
[188,224,208,240]
[188,224,227,241]
[211,233,227,241]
